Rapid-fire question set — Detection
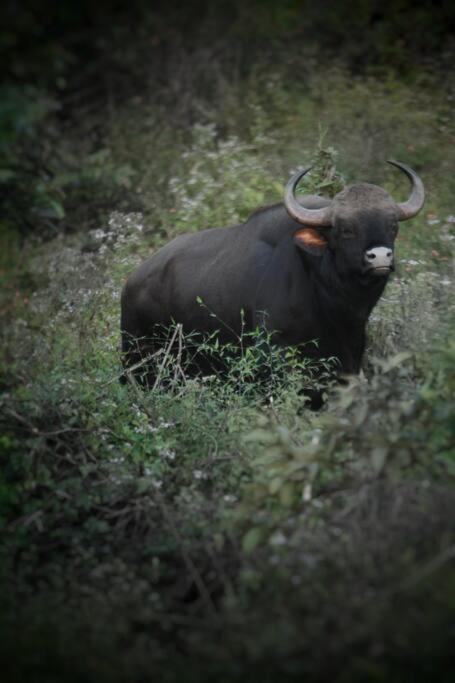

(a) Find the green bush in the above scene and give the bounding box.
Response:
[1,39,454,681]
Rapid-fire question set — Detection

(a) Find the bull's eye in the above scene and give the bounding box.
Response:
[341,225,355,239]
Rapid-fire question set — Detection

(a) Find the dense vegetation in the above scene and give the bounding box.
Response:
[1,2,454,681]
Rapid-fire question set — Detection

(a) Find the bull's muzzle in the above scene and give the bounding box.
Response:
[364,246,394,275]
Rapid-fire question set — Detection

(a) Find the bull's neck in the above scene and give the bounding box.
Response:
[313,251,387,322]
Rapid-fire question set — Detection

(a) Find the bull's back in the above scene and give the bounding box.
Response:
[122,223,250,335]
[120,204,300,339]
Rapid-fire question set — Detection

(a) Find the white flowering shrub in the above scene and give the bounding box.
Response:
[368,213,454,359]
[167,123,283,234]
[1,64,454,683]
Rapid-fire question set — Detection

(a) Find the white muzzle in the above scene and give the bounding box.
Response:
[364,246,393,274]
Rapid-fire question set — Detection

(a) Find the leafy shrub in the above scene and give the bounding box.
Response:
[1,44,454,681]
[0,84,137,241]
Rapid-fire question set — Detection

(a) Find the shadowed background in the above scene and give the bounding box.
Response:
[1,2,454,682]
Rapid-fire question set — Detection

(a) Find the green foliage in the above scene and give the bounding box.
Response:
[166,124,281,233]
[241,348,454,525]
[1,16,454,680]
[0,83,136,239]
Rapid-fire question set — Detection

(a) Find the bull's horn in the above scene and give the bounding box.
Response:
[387,160,425,221]
[284,166,332,227]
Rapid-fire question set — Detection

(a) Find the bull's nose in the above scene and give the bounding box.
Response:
[364,246,394,270]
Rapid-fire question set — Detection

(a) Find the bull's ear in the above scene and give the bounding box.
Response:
[294,228,328,255]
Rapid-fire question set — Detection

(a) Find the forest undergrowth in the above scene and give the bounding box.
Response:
[1,9,454,680]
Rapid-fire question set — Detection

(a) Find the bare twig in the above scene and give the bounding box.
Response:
[152,324,182,391]
[173,323,187,384]
[392,544,455,595]
[104,352,158,386]
[155,489,217,615]
[205,540,237,603]
[4,407,89,438]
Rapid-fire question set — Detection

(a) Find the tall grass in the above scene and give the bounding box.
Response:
[0,57,454,682]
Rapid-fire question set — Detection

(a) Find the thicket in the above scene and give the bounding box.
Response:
[1,2,454,682]
[1,0,454,242]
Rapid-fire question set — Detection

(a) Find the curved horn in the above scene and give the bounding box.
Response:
[284,166,332,227]
[387,159,425,221]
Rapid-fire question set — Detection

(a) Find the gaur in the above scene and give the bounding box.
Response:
[120,161,424,393]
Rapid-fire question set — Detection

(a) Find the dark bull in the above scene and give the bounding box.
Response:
[120,161,424,393]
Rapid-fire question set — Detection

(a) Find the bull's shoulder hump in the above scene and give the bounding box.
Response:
[246,202,283,220]
[145,224,231,260]
[243,203,296,247]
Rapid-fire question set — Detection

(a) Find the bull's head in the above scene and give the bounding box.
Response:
[284,161,425,279]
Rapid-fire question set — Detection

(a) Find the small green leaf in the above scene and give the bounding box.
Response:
[243,429,277,445]
[380,352,413,373]
[242,527,263,554]
[371,447,388,474]
[279,482,295,506]
[0,168,15,183]
[269,477,283,494]
[35,198,65,219]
